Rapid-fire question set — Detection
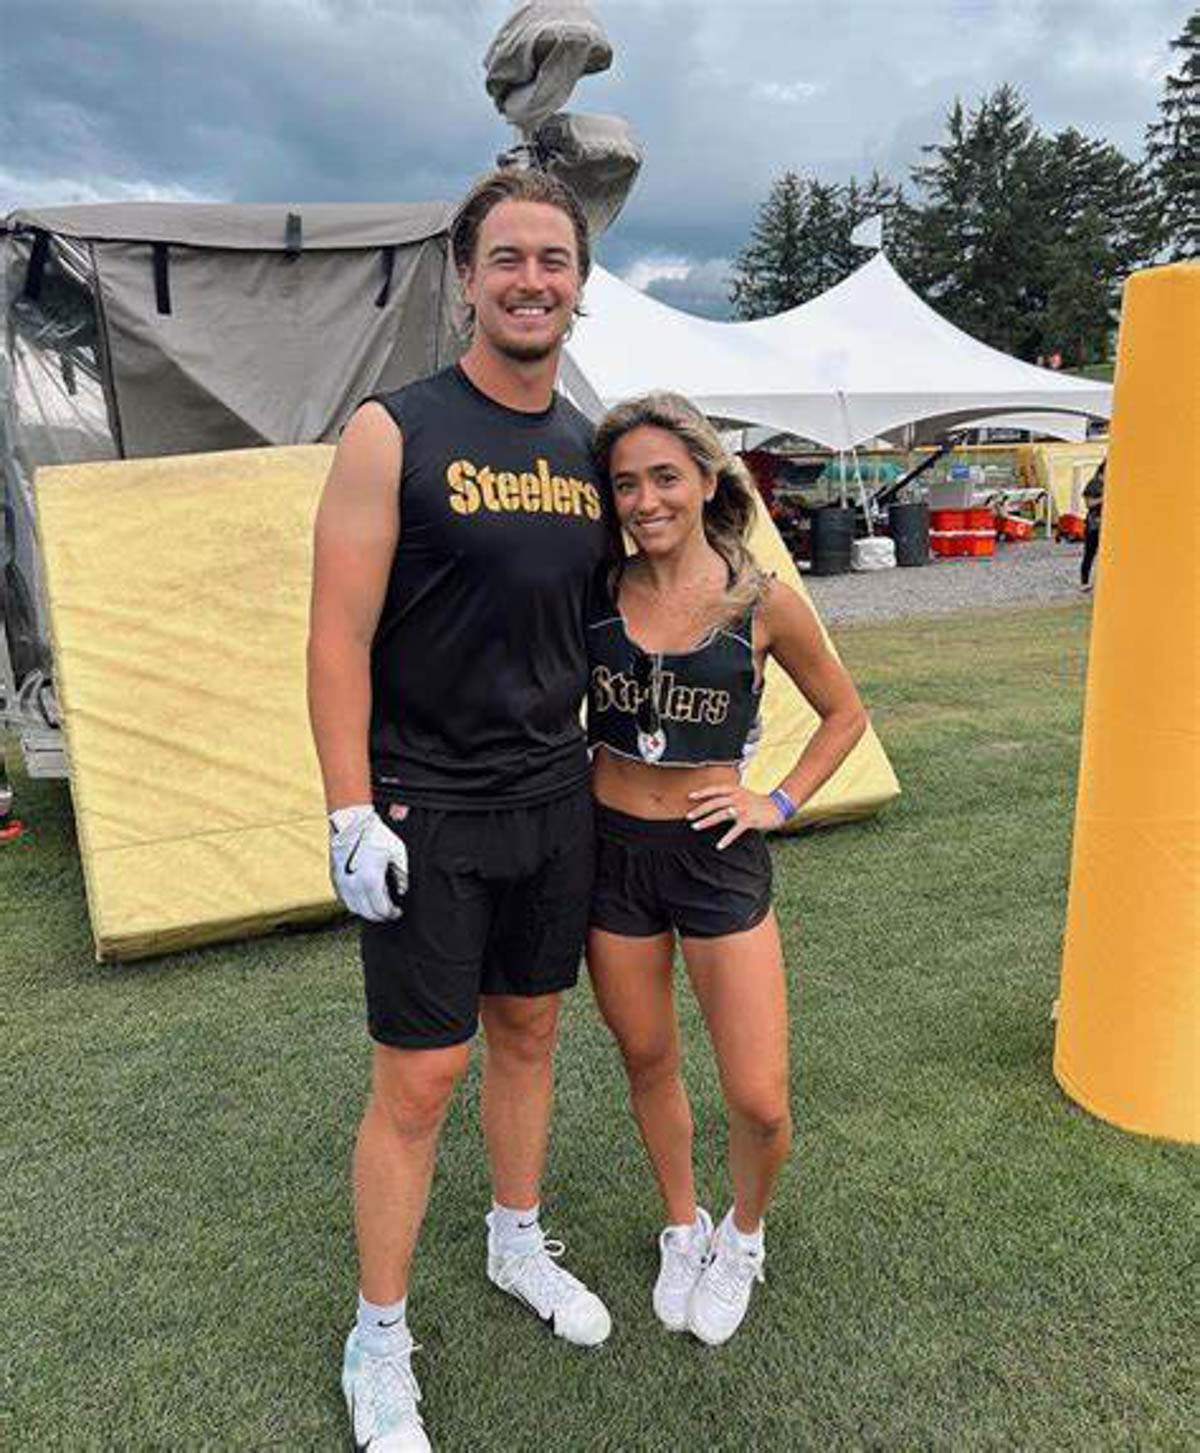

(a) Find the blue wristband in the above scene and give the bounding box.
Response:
[769,787,798,822]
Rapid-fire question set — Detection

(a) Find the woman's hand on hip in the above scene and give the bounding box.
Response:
[686,784,785,850]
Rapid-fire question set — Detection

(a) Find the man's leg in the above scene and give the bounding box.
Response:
[344,1040,471,1453]
[478,991,611,1346]
[355,1039,473,1302]
[479,992,560,1209]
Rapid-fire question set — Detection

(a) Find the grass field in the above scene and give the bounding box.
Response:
[3,602,1194,1451]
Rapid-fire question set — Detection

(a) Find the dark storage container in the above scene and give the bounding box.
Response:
[889,501,930,567]
[810,505,856,576]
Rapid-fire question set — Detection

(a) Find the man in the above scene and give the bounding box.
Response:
[307,169,613,1453]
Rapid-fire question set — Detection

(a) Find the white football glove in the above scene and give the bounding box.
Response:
[328,805,409,922]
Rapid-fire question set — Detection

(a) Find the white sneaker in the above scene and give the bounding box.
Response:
[653,1207,713,1331]
[342,1328,431,1452]
[486,1212,612,1346]
[686,1216,765,1346]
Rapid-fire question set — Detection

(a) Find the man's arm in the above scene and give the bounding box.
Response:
[307,401,402,811]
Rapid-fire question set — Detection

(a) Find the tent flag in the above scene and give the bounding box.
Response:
[850,214,883,251]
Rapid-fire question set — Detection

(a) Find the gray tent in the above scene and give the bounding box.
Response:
[0,3,643,783]
[0,201,464,774]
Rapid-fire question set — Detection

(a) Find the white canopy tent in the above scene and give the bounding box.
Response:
[565,253,1111,449]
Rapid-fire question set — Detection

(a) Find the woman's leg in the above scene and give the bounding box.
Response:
[681,911,792,1232]
[587,927,696,1225]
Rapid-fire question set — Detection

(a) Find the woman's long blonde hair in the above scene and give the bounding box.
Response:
[594,392,768,616]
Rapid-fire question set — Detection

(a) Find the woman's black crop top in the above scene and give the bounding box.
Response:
[586,573,762,768]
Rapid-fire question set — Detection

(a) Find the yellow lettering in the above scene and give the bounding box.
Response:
[706,692,730,725]
[496,472,520,510]
[519,472,542,511]
[582,482,602,520]
[447,459,480,514]
[551,475,572,513]
[477,467,501,512]
[536,459,555,511]
[591,665,615,712]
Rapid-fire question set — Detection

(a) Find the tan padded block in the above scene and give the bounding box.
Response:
[743,496,901,827]
[36,446,339,960]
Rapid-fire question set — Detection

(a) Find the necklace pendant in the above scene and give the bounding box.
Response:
[637,728,667,764]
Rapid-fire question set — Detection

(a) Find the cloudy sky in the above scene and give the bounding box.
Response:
[1,0,1191,316]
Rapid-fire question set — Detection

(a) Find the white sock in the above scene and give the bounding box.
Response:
[665,1211,705,1244]
[723,1210,764,1256]
[356,1292,409,1356]
[490,1200,542,1250]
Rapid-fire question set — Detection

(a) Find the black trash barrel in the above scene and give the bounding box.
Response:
[889,501,930,567]
[810,506,856,576]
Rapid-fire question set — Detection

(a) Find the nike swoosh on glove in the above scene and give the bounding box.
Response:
[328,805,409,922]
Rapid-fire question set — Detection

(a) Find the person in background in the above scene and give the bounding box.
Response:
[584,392,867,1346]
[1081,458,1105,591]
[308,168,614,1453]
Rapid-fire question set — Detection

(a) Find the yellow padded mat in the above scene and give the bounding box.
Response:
[743,495,900,826]
[36,446,338,960]
[37,446,898,960]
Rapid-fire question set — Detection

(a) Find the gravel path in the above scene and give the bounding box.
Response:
[804,537,1089,625]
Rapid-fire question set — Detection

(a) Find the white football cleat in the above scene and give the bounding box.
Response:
[652,1207,713,1332]
[342,1328,431,1452]
[486,1213,612,1347]
[686,1217,765,1346]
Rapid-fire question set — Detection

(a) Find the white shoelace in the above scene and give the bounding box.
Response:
[705,1242,765,1306]
[499,1237,586,1310]
[660,1229,707,1291]
[363,1342,423,1429]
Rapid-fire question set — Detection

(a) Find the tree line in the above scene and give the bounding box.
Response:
[729,12,1198,367]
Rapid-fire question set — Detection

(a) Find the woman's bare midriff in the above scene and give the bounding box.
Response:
[592,745,740,820]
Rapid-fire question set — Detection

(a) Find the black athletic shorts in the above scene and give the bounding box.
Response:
[361,786,594,1049]
[589,803,772,940]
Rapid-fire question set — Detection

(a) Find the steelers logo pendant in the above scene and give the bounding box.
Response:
[637,728,667,764]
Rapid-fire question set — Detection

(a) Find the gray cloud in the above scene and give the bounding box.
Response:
[2,0,1191,315]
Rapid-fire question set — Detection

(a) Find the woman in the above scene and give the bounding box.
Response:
[586,393,867,1345]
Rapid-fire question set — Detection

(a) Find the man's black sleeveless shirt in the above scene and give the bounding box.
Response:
[367,365,610,807]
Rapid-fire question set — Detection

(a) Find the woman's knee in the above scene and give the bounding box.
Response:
[727,1084,792,1143]
[620,1036,681,1095]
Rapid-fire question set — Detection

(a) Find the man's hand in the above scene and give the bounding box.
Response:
[328,805,409,921]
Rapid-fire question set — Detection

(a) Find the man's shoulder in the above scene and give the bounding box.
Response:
[366,365,460,428]
[552,390,597,441]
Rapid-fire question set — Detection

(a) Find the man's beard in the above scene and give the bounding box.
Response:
[490,333,564,363]
[477,306,573,364]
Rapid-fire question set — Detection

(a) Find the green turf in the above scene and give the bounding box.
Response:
[3,602,1194,1450]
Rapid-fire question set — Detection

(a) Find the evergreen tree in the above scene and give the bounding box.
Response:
[730,170,903,318]
[728,171,807,319]
[908,85,1047,357]
[1146,11,1200,260]
[1043,206,1113,365]
[1039,128,1157,364]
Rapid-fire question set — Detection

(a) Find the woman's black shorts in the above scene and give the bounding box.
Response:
[590,803,772,940]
